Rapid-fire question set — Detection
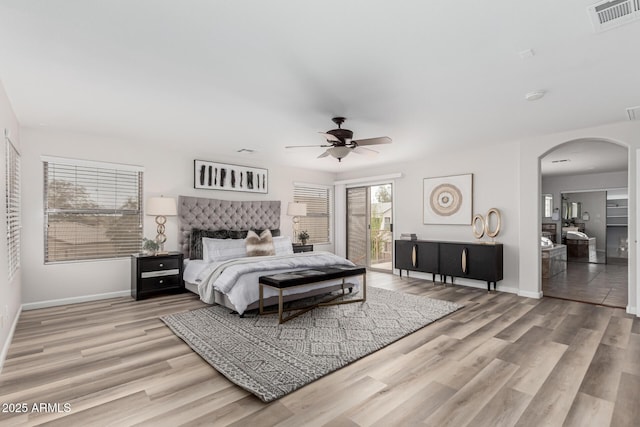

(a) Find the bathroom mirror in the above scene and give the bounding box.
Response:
[562,200,581,219]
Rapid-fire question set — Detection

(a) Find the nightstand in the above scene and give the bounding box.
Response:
[131,252,184,300]
[292,244,313,253]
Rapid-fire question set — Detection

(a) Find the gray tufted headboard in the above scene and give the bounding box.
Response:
[178,195,281,258]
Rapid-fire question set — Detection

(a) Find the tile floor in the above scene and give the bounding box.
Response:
[543,261,628,308]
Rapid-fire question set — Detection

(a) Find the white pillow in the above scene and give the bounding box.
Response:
[273,236,294,256]
[566,231,589,240]
[201,238,224,261]
[202,237,247,262]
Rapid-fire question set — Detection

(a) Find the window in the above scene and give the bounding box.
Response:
[43,157,143,263]
[5,135,20,279]
[293,183,332,244]
[542,193,553,218]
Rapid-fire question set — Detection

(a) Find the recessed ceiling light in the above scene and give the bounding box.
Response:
[525,90,546,101]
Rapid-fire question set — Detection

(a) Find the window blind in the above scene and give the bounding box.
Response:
[43,159,143,262]
[293,183,332,244]
[6,136,20,279]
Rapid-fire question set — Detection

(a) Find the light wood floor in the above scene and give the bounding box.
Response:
[1,272,639,426]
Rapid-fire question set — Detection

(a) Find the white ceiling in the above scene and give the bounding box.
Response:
[0,0,638,173]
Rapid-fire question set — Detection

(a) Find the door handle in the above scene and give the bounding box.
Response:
[461,248,468,274]
[411,245,417,268]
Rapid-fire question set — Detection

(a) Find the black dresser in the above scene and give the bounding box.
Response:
[395,240,503,291]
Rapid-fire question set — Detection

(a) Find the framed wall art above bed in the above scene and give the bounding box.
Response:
[194,159,268,193]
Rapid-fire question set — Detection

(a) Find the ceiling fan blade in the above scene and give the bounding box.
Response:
[317,150,331,158]
[286,144,331,148]
[353,146,379,156]
[352,136,392,146]
[319,132,341,142]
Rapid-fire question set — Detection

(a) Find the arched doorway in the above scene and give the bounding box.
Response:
[539,139,629,308]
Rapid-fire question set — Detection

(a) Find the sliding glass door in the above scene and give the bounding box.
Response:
[346,184,393,271]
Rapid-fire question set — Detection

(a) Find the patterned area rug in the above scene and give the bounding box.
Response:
[161,286,462,402]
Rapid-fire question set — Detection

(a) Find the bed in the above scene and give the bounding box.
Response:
[564,230,596,262]
[178,195,360,315]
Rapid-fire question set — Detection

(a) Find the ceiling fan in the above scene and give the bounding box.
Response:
[286,117,392,162]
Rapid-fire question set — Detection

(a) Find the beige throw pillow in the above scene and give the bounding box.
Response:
[245,229,276,257]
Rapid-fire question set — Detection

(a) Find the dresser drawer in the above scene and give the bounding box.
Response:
[138,275,182,293]
[140,257,180,272]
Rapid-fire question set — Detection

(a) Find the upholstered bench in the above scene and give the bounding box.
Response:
[258,266,366,323]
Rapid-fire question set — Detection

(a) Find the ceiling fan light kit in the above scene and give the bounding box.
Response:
[326,146,352,161]
[286,117,392,162]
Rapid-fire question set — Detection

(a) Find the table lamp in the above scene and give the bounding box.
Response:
[287,202,307,243]
[146,196,177,254]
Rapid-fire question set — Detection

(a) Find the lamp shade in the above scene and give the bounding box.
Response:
[287,202,307,217]
[146,197,177,216]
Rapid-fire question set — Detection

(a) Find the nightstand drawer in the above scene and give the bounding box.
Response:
[140,257,180,272]
[293,244,313,253]
[139,275,182,292]
[141,269,180,279]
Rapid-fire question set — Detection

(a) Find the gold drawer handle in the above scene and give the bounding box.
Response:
[411,245,417,268]
[461,248,468,274]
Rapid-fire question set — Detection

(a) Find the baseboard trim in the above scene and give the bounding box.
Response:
[393,270,520,295]
[0,305,22,375]
[22,290,131,311]
[627,305,637,316]
[518,289,544,299]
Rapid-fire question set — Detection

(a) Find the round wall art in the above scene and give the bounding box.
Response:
[430,183,463,216]
[423,173,473,224]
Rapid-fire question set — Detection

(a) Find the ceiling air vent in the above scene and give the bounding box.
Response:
[588,0,640,32]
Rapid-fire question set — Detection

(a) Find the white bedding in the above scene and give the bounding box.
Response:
[184,251,360,314]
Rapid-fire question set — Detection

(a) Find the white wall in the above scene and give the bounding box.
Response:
[0,80,21,371]
[520,123,640,314]
[20,128,336,307]
[335,141,521,294]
